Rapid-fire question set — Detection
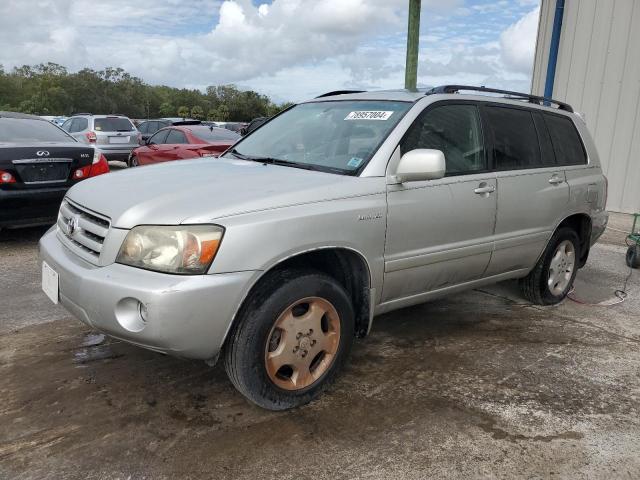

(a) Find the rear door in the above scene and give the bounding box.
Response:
[482,104,569,276]
[163,129,189,161]
[383,102,497,302]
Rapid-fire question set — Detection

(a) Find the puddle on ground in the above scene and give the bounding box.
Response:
[79,332,106,348]
[74,343,123,365]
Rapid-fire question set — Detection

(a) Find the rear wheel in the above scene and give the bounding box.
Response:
[520,227,580,305]
[128,155,139,167]
[626,245,640,269]
[224,269,354,410]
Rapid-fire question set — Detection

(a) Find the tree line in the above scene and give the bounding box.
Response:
[0,63,294,121]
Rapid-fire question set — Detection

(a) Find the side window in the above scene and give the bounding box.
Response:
[543,113,587,165]
[138,122,149,134]
[401,104,485,175]
[61,119,72,132]
[485,106,541,170]
[148,129,169,145]
[75,117,88,132]
[165,129,188,144]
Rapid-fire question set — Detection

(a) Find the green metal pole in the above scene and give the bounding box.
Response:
[404,0,421,91]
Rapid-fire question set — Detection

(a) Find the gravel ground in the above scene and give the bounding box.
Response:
[1,211,639,479]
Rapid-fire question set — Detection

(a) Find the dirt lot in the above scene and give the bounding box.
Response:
[1,212,639,479]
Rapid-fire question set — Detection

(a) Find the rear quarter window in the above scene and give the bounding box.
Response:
[543,114,587,166]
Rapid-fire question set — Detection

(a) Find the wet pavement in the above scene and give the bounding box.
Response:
[1,214,640,479]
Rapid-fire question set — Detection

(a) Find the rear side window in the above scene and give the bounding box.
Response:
[401,104,486,175]
[486,106,541,170]
[72,117,88,132]
[138,122,149,134]
[165,129,188,144]
[94,117,134,132]
[543,114,587,165]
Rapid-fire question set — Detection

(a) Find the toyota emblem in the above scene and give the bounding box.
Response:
[67,216,79,235]
[36,150,50,157]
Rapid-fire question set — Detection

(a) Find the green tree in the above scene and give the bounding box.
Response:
[177,105,190,119]
[191,105,204,120]
[159,102,174,117]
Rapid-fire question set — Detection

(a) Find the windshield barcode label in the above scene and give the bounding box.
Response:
[345,111,393,120]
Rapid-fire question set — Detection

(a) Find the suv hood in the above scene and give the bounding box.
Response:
[66,157,381,229]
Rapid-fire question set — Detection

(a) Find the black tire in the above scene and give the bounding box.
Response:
[224,269,355,410]
[626,245,640,269]
[520,227,581,305]
[128,155,138,167]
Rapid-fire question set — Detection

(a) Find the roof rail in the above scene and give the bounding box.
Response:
[73,112,93,116]
[315,90,366,98]
[425,85,574,112]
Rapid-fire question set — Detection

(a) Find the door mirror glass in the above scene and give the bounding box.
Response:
[395,149,446,183]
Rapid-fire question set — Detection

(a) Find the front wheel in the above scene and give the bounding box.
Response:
[224,270,354,410]
[520,227,580,305]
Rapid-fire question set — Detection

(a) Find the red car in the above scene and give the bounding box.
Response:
[128,124,240,167]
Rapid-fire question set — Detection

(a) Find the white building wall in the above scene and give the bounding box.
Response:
[532,0,640,213]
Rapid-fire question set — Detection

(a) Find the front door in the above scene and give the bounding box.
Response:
[382,102,497,303]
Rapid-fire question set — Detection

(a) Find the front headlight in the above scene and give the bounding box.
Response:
[116,225,224,274]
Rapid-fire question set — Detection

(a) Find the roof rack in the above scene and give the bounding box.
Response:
[315,90,366,98]
[425,85,573,112]
[172,120,202,126]
[73,112,93,116]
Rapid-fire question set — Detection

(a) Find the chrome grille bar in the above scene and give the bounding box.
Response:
[57,199,111,264]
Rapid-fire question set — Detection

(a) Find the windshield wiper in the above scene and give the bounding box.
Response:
[227,148,346,174]
[228,149,318,171]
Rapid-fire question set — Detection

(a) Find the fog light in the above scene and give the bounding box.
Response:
[115,297,147,332]
[138,302,148,323]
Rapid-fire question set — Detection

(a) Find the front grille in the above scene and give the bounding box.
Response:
[57,200,110,264]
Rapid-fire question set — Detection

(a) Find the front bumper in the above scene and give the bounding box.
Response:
[39,228,258,360]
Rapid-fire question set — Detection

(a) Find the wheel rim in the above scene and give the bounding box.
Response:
[547,240,576,296]
[264,297,341,391]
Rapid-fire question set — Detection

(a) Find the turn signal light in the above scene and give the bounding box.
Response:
[0,170,16,184]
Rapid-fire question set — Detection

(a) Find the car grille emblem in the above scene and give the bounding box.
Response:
[36,150,50,157]
[67,216,79,235]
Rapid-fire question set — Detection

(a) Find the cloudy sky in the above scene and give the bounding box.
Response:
[0,0,541,102]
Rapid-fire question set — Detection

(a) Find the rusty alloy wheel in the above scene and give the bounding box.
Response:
[264,297,341,390]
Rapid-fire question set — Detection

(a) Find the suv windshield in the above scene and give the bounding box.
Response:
[94,117,134,132]
[227,100,411,174]
[0,118,75,143]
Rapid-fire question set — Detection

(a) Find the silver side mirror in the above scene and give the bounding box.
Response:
[394,149,446,183]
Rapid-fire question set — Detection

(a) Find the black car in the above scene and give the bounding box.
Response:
[136,118,199,142]
[0,111,109,229]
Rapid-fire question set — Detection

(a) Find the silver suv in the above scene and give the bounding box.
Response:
[61,114,140,161]
[40,86,608,410]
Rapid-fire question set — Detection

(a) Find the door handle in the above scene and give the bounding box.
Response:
[548,175,564,185]
[474,184,496,195]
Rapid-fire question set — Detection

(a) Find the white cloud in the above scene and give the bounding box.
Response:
[500,6,540,75]
[0,0,541,101]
